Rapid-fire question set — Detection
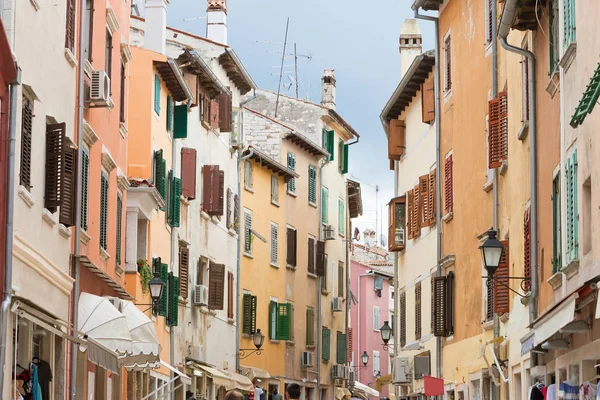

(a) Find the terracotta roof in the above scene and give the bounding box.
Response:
[153,58,193,102]
[218,48,256,95]
[128,178,153,187]
[353,243,389,258]
[244,146,299,182]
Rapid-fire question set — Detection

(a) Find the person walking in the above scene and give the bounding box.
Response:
[273,388,283,400]
[285,383,301,400]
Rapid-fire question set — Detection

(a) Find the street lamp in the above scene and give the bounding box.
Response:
[380,321,393,351]
[361,351,369,367]
[239,329,265,359]
[136,274,166,314]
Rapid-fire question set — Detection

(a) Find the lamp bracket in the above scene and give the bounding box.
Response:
[483,276,531,297]
[239,349,262,360]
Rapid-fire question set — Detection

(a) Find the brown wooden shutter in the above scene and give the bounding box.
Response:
[316,240,326,277]
[227,272,234,319]
[419,175,429,227]
[226,188,232,229]
[413,184,421,238]
[347,327,353,362]
[233,194,239,233]
[202,165,219,215]
[487,0,493,42]
[287,228,297,267]
[428,169,436,225]
[65,0,76,52]
[208,262,225,310]
[407,189,414,240]
[210,100,220,128]
[388,120,405,160]
[523,208,532,292]
[59,145,78,226]
[389,159,395,171]
[45,123,66,212]
[488,91,508,168]
[445,36,452,90]
[445,272,454,335]
[494,240,510,315]
[308,238,315,274]
[179,246,189,299]
[433,276,446,337]
[181,148,197,199]
[421,75,435,123]
[415,282,422,340]
[444,154,453,214]
[184,74,198,107]
[20,98,33,190]
[217,170,225,216]
[400,292,406,347]
[218,93,232,132]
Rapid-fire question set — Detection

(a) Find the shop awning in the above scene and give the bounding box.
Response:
[114,300,161,369]
[352,382,379,398]
[228,371,254,392]
[160,360,192,385]
[335,387,352,400]
[532,293,578,346]
[87,338,121,374]
[198,365,234,388]
[423,376,444,396]
[374,374,392,392]
[240,365,271,381]
[596,293,600,319]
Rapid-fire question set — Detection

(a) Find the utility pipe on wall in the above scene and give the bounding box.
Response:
[356,272,373,383]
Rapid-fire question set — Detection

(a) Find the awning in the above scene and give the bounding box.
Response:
[198,365,234,388]
[532,293,578,346]
[141,361,192,399]
[595,293,600,319]
[227,371,254,392]
[240,365,271,381]
[352,382,379,398]
[114,299,161,368]
[374,374,392,392]
[335,387,352,400]
[423,376,444,396]
[78,292,133,355]
[87,338,121,374]
[160,360,192,385]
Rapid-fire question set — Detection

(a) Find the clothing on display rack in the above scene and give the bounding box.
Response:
[32,357,52,400]
[580,381,597,400]
[558,381,579,400]
[530,383,545,400]
[545,383,557,400]
[30,363,42,400]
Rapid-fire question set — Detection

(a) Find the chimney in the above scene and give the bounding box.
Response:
[206,0,227,45]
[145,0,168,54]
[321,69,336,110]
[399,19,422,78]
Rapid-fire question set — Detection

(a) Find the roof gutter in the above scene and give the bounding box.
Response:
[167,58,194,104]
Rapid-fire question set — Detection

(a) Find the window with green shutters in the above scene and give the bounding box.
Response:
[173,104,188,139]
[167,171,182,227]
[566,151,578,263]
[336,331,347,364]
[269,301,278,340]
[159,262,169,316]
[563,0,576,48]
[242,293,257,334]
[81,148,90,231]
[153,150,167,202]
[116,193,122,266]
[548,0,560,74]
[154,74,161,115]
[166,96,173,132]
[322,328,331,361]
[167,273,180,326]
[287,153,296,194]
[100,172,109,250]
[338,199,345,235]
[276,303,291,340]
[338,140,349,174]
[569,63,600,128]
[322,187,329,224]
[306,308,315,346]
[552,175,562,273]
[308,165,317,205]
[322,128,335,160]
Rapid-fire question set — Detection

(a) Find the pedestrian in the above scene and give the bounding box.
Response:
[285,383,301,400]
[273,388,283,400]
[186,390,195,400]
[226,390,245,400]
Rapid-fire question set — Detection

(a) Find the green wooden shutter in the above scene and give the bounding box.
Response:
[154,150,166,201]
[572,151,578,260]
[322,328,330,361]
[168,173,181,228]
[552,176,561,273]
[269,301,277,340]
[154,74,161,115]
[322,187,329,224]
[306,308,315,345]
[167,170,173,226]
[100,172,109,250]
[159,263,169,316]
[276,303,291,340]
[338,200,345,235]
[327,129,335,160]
[81,149,89,231]
[309,166,317,204]
[166,96,173,131]
[287,153,296,194]
[242,294,252,334]
[336,332,347,364]
[167,274,179,326]
[116,193,122,266]
[174,104,188,139]
[342,144,349,174]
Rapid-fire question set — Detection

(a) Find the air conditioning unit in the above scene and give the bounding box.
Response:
[332,297,343,312]
[192,285,209,306]
[331,364,348,380]
[323,225,335,240]
[301,351,314,368]
[348,369,356,388]
[392,357,410,384]
[90,70,111,106]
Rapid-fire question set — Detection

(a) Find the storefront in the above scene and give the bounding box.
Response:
[185,361,254,400]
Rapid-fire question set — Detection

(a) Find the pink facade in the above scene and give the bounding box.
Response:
[350,259,391,396]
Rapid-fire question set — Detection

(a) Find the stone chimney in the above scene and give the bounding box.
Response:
[321,69,336,110]
[145,0,169,55]
[206,0,227,45]
[399,19,422,78]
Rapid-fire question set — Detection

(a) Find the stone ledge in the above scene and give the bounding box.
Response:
[564,259,579,280]
[18,186,35,208]
[42,209,58,227]
[58,224,72,239]
[548,271,563,290]
[64,48,77,67]
[100,248,111,262]
[442,212,453,223]
[80,229,92,245]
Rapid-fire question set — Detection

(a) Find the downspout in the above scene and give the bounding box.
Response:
[392,160,399,400]
[498,0,539,359]
[236,90,257,374]
[317,157,328,400]
[413,7,443,383]
[0,66,20,398]
[70,0,88,396]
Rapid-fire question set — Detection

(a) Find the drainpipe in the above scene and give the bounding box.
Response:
[498,0,539,361]
[413,6,443,383]
[236,90,256,374]
[317,157,328,400]
[0,65,20,398]
[170,137,178,399]
[392,160,399,400]
[356,272,372,383]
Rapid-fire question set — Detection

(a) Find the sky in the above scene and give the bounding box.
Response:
[165,0,435,245]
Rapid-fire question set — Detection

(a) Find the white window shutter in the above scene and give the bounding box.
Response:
[270,224,278,264]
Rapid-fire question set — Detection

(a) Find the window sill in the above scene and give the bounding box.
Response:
[42,209,58,227]
[306,345,316,350]
[84,60,94,78]
[208,309,218,316]
[308,272,318,279]
[99,248,111,261]
[499,160,508,176]
[228,318,235,325]
[107,97,115,111]
[271,200,280,207]
[270,263,280,269]
[270,339,280,344]
[29,0,40,10]
[500,313,510,324]
[546,70,560,98]
[286,265,297,271]
[517,120,529,141]
[309,202,317,209]
[481,320,493,331]
[548,271,563,291]
[286,340,296,346]
[64,48,77,67]
[228,228,237,237]
[339,232,345,239]
[520,293,531,306]
[200,306,209,314]
[211,216,220,225]
[244,186,255,194]
[18,186,35,208]
[200,211,210,221]
[483,179,493,193]
[243,253,254,259]
[559,42,577,73]
[563,259,579,280]
[80,229,92,245]
[444,89,453,103]
[119,122,128,138]
[201,121,211,131]
[442,212,453,223]
[321,290,330,296]
[287,191,297,198]
[58,224,72,239]
[115,264,124,276]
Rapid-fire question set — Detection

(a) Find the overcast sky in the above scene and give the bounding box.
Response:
[166,0,435,245]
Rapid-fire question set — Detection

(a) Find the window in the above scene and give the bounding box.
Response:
[433,273,455,337]
[242,293,257,335]
[181,147,197,200]
[322,328,331,361]
[196,257,208,285]
[373,307,381,331]
[179,245,190,299]
[563,0,576,48]
[202,165,224,216]
[485,116,494,183]
[100,172,109,250]
[153,150,166,200]
[400,292,406,347]
[244,160,253,190]
[523,206,532,292]
[444,34,452,92]
[116,192,123,267]
[65,0,76,52]
[306,308,315,346]
[552,175,562,273]
[154,74,161,115]
[321,187,329,224]
[244,209,253,255]
[322,128,335,160]
[566,151,578,263]
[583,178,593,255]
[287,153,296,194]
[270,223,279,266]
[373,351,381,377]
[415,282,422,340]
[167,171,182,228]
[308,165,317,205]
[488,92,508,168]
[84,0,94,61]
[20,95,33,190]
[389,196,407,251]
[218,93,232,132]
[271,174,279,204]
[321,254,328,291]
[308,237,316,275]
[81,148,90,230]
[166,96,173,132]
[337,262,344,297]
[286,227,297,267]
[268,301,291,340]
[548,0,560,73]
[444,153,454,214]
[208,262,225,310]
[105,29,113,89]
[338,199,345,236]
[269,300,277,340]
[338,139,349,174]
[485,0,493,45]
[120,63,126,123]
[485,269,494,322]
[336,331,347,364]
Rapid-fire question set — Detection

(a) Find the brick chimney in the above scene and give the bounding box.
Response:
[399,19,422,78]
[321,69,336,110]
[206,0,227,45]
[145,0,169,55]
